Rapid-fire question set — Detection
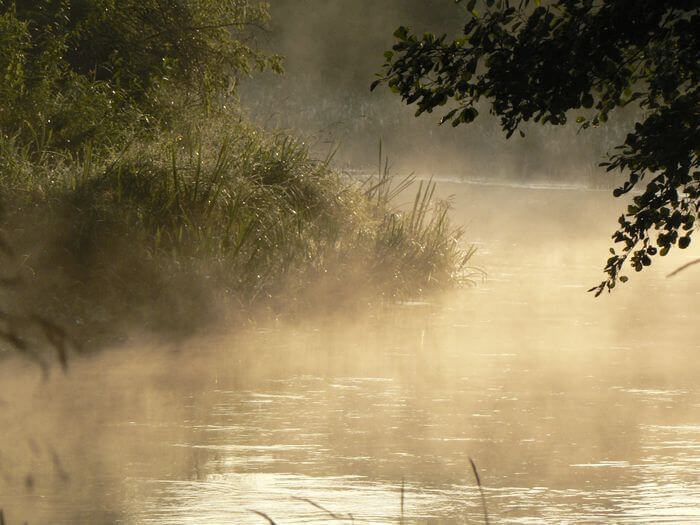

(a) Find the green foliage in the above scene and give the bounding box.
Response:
[0,0,471,351]
[373,0,699,293]
[0,0,282,151]
[0,115,472,345]
[364,145,476,294]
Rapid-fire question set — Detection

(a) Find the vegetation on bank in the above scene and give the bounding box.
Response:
[0,1,471,354]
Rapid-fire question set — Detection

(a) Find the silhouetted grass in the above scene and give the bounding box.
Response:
[469,457,490,525]
[292,496,353,521]
[249,509,278,524]
[249,458,490,524]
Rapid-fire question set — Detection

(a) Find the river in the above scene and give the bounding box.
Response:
[1,181,699,523]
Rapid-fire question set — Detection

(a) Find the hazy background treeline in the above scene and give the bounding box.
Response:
[241,0,630,186]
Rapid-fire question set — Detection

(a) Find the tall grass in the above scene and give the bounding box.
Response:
[0,113,475,350]
[363,141,477,295]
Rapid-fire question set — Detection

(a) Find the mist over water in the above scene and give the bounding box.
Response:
[240,0,629,184]
[2,2,699,524]
[2,182,699,523]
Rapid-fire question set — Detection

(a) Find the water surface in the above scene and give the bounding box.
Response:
[1,182,699,523]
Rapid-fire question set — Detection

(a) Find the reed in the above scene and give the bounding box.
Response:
[250,460,491,524]
[249,509,278,524]
[293,496,354,522]
[364,144,478,296]
[469,457,490,525]
[0,113,476,348]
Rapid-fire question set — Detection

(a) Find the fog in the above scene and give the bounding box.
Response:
[2,182,700,523]
[2,1,699,524]
[241,0,629,184]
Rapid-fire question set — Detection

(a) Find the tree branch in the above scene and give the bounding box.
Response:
[667,257,700,278]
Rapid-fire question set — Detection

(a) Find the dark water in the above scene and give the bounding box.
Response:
[1,182,699,523]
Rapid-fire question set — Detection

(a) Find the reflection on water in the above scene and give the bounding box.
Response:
[1,183,699,523]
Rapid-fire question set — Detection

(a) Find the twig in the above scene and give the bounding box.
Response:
[667,257,700,278]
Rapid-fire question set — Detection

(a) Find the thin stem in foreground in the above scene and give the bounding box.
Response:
[469,457,490,525]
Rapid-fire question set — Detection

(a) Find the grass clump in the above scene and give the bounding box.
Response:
[0,1,473,355]
[1,115,473,347]
[364,144,477,297]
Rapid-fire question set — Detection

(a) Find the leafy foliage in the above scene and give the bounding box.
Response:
[0,0,281,151]
[0,0,472,353]
[373,0,699,293]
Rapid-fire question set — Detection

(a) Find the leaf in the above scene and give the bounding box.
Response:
[393,26,409,40]
[460,107,478,123]
[440,108,459,124]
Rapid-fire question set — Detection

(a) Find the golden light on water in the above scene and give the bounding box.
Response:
[1,183,699,523]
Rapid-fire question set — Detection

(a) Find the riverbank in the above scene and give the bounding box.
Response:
[0,113,471,355]
[0,2,471,361]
